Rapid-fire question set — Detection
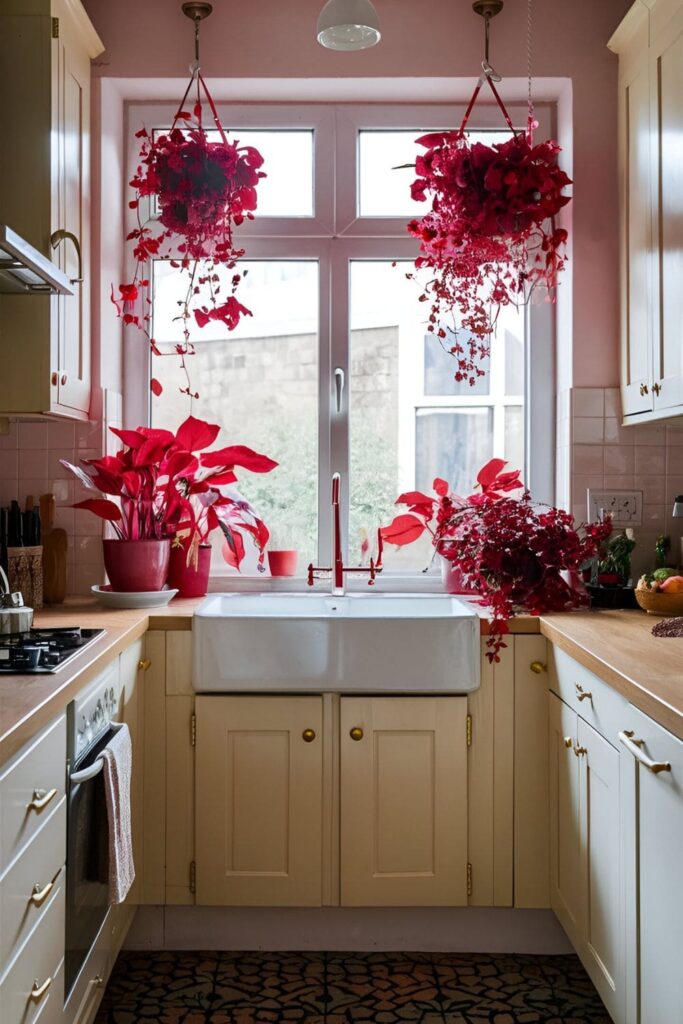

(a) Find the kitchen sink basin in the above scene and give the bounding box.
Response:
[193,592,480,693]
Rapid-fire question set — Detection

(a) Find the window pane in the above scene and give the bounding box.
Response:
[358,129,515,217]
[505,406,525,476]
[151,128,314,217]
[504,314,525,395]
[424,330,490,397]
[416,409,493,495]
[151,259,319,571]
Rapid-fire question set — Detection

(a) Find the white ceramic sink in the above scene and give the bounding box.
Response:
[193,592,480,693]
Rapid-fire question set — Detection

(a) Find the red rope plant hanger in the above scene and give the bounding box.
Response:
[113,1,265,400]
[406,0,572,385]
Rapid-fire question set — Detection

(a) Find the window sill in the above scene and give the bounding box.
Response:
[206,572,445,595]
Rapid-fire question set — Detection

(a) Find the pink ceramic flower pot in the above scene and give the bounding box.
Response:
[267,549,299,577]
[102,538,171,593]
[441,556,477,595]
[168,542,212,598]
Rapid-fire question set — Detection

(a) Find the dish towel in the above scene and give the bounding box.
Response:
[101,722,135,904]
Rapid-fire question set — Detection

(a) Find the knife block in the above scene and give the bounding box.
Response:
[8,545,43,610]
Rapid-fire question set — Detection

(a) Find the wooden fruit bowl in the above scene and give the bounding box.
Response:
[634,588,683,616]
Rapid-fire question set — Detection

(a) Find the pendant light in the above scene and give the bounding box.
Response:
[316,0,381,50]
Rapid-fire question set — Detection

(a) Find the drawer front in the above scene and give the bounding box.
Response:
[0,715,66,872]
[0,798,66,967]
[549,646,627,746]
[0,867,65,1024]
[63,911,110,1024]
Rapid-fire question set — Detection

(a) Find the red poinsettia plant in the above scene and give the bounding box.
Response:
[380,460,610,661]
[113,75,265,399]
[408,90,571,386]
[60,415,277,571]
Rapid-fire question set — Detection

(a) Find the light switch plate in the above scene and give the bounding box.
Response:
[587,489,642,526]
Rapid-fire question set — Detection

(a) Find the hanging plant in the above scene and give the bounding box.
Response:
[406,1,571,385]
[112,5,265,400]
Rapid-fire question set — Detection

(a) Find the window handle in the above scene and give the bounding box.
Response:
[334,367,345,414]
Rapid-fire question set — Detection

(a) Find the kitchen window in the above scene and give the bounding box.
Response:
[127,103,555,575]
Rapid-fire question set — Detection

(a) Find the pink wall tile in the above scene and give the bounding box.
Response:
[604,417,626,444]
[17,479,48,504]
[52,479,74,505]
[642,505,666,529]
[603,474,635,489]
[48,450,77,480]
[19,449,48,480]
[74,509,103,536]
[636,476,666,503]
[633,425,667,445]
[0,450,18,480]
[47,420,75,449]
[572,417,604,444]
[635,446,666,476]
[573,444,604,475]
[604,445,635,475]
[666,426,683,446]
[17,421,48,450]
[572,388,605,418]
[0,421,18,450]
[666,446,683,476]
[604,388,621,418]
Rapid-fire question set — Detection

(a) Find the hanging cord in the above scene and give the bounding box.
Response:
[526,0,535,138]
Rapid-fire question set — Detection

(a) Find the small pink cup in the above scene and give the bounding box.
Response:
[267,549,299,577]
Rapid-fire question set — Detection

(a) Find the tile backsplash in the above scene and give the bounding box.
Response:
[558,387,683,578]
[0,414,108,597]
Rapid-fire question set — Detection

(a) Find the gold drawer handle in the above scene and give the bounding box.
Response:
[29,879,54,906]
[27,788,57,812]
[652,382,662,396]
[619,730,672,774]
[564,736,573,749]
[138,658,152,671]
[350,727,364,741]
[530,661,547,674]
[639,383,649,396]
[573,744,588,757]
[302,728,316,743]
[30,976,52,1001]
[575,683,592,702]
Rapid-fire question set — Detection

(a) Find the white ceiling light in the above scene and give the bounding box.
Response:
[317,0,381,50]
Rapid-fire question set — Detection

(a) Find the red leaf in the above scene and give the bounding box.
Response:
[150,378,163,396]
[433,478,449,497]
[175,415,220,453]
[380,514,426,546]
[476,459,507,490]
[396,490,434,507]
[202,469,238,486]
[72,498,122,522]
[221,526,246,570]
[200,445,278,474]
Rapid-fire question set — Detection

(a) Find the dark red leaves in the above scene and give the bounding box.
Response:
[150,378,163,396]
[200,445,279,474]
[433,478,449,497]
[73,498,122,522]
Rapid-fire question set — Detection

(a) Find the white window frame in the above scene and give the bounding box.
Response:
[124,100,556,574]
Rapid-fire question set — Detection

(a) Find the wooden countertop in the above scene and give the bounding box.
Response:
[540,609,683,739]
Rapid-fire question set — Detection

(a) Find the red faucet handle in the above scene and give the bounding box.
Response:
[368,558,376,585]
[307,563,315,586]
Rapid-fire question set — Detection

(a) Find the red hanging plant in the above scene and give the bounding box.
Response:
[380,460,610,661]
[407,75,571,385]
[113,74,265,399]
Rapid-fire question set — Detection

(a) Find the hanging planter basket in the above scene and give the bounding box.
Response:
[407,7,572,386]
[113,4,265,400]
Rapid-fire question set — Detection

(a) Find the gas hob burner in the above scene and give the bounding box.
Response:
[0,627,105,674]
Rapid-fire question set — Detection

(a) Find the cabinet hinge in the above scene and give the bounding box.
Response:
[52,17,59,38]
[190,860,196,895]
[466,862,472,898]
[190,712,196,747]
[466,714,472,747]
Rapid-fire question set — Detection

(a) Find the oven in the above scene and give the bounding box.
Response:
[65,664,121,998]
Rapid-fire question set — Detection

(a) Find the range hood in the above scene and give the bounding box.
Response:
[0,225,74,296]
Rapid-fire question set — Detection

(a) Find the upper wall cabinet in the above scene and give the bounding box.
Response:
[610,0,683,423]
[0,0,103,419]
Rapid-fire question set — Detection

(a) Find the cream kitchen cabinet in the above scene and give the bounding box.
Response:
[340,696,468,907]
[610,0,683,422]
[0,0,103,417]
[619,704,683,1024]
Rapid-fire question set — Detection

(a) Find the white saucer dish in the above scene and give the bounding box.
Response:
[91,585,179,609]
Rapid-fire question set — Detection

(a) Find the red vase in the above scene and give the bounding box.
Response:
[168,542,212,598]
[267,549,299,577]
[102,539,171,592]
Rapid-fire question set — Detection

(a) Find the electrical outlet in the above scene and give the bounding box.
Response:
[587,489,642,526]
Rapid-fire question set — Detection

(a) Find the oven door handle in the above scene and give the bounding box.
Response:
[70,722,125,784]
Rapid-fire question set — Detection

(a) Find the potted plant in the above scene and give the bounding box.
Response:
[380,459,610,661]
[61,415,277,593]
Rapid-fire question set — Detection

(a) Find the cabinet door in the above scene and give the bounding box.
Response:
[118,640,144,907]
[620,706,683,1024]
[195,696,323,906]
[577,717,623,1023]
[52,0,92,415]
[619,52,653,416]
[650,6,683,412]
[548,692,581,944]
[340,697,467,906]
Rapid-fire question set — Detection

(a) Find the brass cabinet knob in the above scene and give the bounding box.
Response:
[60,374,67,385]
[573,744,588,757]
[564,736,574,749]
[350,727,364,741]
[640,383,649,396]
[652,382,662,396]
[302,728,316,743]
[138,658,151,672]
[530,661,547,674]
[51,372,58,386]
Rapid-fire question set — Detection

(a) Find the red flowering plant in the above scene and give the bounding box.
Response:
[113,73,265,399]
[380,459,610,661]
[406,76,571,386]
[60,415,277,572]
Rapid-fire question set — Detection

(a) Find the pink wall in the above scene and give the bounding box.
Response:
[83,0,632,389]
